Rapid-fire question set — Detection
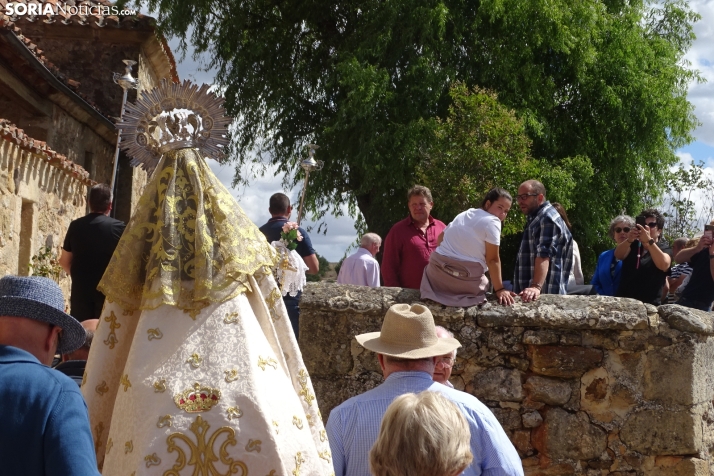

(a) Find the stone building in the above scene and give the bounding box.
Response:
[302,285,714,476]
[0,1,177,284]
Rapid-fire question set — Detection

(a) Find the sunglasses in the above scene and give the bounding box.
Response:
[614,227,631,233]
[645,222,658,229]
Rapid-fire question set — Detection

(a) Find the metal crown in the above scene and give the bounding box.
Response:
[117,79,232,172]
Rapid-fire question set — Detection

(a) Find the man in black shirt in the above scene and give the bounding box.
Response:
[615,209,673,305]
[259,193,319,338]
[674,229,714,311]
[59,184,125,321]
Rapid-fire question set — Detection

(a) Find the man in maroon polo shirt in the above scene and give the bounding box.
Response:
[382,185,447,289]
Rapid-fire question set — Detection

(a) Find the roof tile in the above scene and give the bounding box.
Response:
[0,118,94,185]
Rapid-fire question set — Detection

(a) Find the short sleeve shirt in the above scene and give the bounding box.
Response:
[513,202,573,294]
[616,241,673,305]
[680,249,714,303]
[437,208,501,267]
[258,217,316,258]
[62,213,125,295]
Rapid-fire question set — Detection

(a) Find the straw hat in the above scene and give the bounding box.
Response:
[355,303,461,358]
[0,275,86,353]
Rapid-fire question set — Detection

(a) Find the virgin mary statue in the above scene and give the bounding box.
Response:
[82,80,333,475]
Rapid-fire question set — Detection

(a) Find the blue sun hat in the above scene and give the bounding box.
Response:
[0,275,86,354]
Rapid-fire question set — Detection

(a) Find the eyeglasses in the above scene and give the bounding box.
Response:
[614,227,631,233]
[645,222,658,229]
[435,356,454,368]
[516,193,538,201]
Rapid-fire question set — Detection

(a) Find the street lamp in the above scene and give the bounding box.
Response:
[109,60,139,197]
[296,144,324,225]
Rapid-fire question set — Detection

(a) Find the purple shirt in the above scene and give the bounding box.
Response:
[382,215,446,289]
[337,248,380,287]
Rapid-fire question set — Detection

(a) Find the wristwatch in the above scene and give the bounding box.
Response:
[648,238,655,246]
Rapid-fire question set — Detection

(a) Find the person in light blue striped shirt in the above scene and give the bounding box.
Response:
[326,303,524,476]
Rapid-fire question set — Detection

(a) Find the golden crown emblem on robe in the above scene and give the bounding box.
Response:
[173,382,222,413]
[117,79,231,172]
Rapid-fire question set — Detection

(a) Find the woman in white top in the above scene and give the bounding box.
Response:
[420,188,515,307]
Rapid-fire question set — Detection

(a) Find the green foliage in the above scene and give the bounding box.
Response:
[416,84,533,233]
[29,246,62,283]
[660,161,714,243]
[306,253,331,282]
[417,84,594,276]
[334,256,347,277]
[140,0,701,274]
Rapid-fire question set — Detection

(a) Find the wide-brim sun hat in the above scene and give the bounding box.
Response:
[355,303,461,358]
[0,275,86,354]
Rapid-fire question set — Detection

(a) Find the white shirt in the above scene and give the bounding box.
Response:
[437,208,501,268]
[337,248,380,287]
[568,240,584,286]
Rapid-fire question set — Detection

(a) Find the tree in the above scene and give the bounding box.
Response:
[660,161,714,243]
[418,83,593,276]
[141,0,701,270]
[305,253,331,282]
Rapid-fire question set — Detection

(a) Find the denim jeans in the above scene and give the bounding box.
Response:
[283,291,301,339]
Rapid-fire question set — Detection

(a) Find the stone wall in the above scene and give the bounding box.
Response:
[300,284,714,476]
[0,136,87,298]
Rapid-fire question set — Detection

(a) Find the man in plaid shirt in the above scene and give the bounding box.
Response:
[513,180,573,301]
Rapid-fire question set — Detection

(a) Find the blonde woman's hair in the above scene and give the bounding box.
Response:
[369,391,473,476]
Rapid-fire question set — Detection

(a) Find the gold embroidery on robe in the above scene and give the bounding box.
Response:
[120,374,132,392]
[157,415,172,428]
[227,406,243,420]
[144,453,161,467]
[165,415,247,476]
[186,353,202,368]
[125,441,133,454]
[95,381,108,396]
[174,382,221,413]
[103,311,120,349]
[292,416,303,430]
[293,452,305,476]
[297,369,315,406]
[257,356,278,371]
[223,311,240,324]
[147,328,163,340]
[245,439,262,453]
[93,422,104,455]
[153,379,167,393]
[224,369,239,382]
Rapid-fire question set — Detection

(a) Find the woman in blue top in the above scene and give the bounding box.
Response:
[591,215,634,295]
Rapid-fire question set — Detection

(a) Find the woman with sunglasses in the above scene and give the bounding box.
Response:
[590,215,634,295]
[615,209,673,305]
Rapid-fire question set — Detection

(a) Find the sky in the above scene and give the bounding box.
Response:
[163,0,714,261]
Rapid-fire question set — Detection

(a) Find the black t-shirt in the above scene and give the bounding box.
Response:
[63,213,126,297]
[258,217,316,258]
[680,248,714,303]
[616,240,673,305]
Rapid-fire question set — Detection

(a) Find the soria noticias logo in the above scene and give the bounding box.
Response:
[5,3,137,17]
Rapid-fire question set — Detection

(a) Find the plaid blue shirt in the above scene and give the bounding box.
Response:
[514,201,573,294]
[326,371,524,476]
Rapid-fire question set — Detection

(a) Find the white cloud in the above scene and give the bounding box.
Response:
[164,2,714,258]
[684,0,714,145]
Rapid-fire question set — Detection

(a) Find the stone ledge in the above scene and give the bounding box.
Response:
[303,284,668,332]
[658,305,714,336]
